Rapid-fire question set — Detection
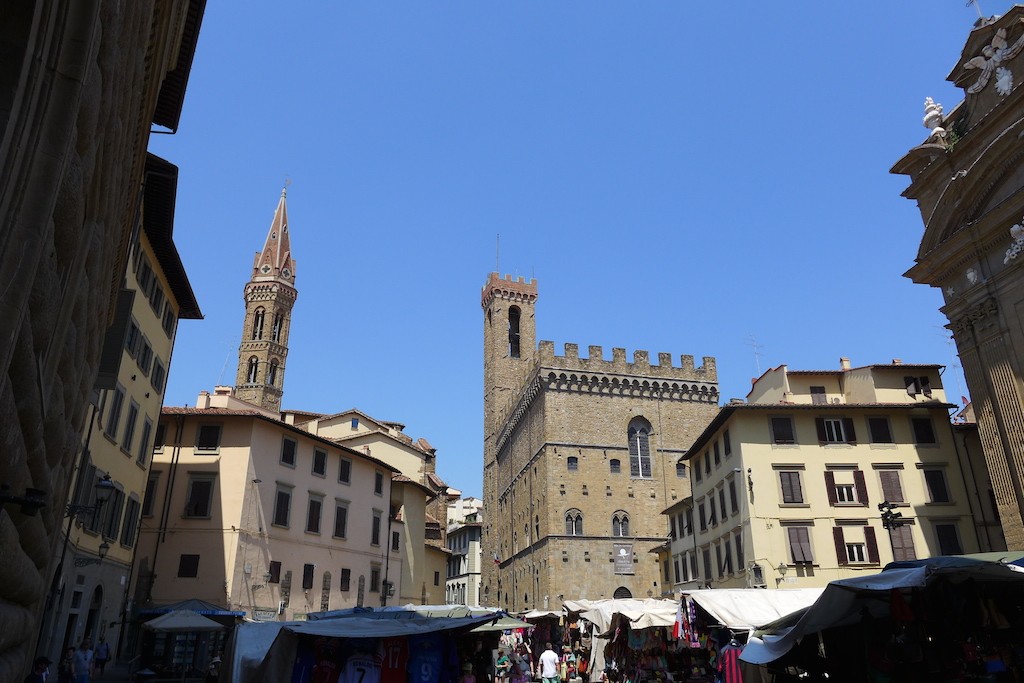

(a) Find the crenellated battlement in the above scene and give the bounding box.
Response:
[481,272,538,309]
[537,340,717,381]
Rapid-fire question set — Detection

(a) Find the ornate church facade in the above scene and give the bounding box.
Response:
[481,273,719,611]
[897,8,1024,550]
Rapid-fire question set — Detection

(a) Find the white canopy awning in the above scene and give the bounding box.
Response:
[684,589,825,632]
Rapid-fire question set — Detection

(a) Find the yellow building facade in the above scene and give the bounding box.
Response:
[667,359,998,593]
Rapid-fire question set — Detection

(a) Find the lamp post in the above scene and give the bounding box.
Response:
[878,501,905,560]
[775,562,788,586]
[74,541,110,567]
[66,474,115,525]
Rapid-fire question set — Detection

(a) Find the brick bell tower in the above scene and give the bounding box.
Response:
[481,272,537,605]
[235,188,297,412]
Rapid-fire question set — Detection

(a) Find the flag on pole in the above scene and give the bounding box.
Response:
[962,395,970,406]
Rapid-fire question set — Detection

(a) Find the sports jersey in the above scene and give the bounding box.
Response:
[407,634,446,683]
[379,637,409,683]
[340,651,382,683]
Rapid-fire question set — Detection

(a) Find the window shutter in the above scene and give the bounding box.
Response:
[880,471,903,503]
[95,289,136,390]
[865,526,879,564]
[842,418,856,444]
[920,376,932,398]
[833,527,848,565]
[780,473,794,503]
[815,418,827,443]
[853,470,868,506]
[905,376,918,396]
[825,471,838,506]
[788,527,812,563]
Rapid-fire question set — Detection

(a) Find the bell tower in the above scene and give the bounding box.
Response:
[234,188,297,412]
[481,272,537,602]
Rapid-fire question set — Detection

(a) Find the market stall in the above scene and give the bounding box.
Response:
[742,555,1024,682]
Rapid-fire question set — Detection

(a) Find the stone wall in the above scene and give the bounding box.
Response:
[0,1,195,678]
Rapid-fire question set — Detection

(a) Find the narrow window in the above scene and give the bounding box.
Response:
[370,567,381,592]
[935,523,962,555]
[105,386,126,437]
[676,461,687,478]
[713,442,721,466]
[121,497,140,548]
[723,429,732,456]
[392,530,401,551]
[339,458,352,483]
[306,496,323,534]
[609,459,621,474]
[280,438,297,466]
[912,417,937,444]
[272,313,284,342]
[340,568,351,591]
[184,477,214,518]
[142,475,160,517]
[787,526,813,563]
[122,401,140,453]
[779,471,803,504]
[890,526,917,561]
[627,416,653,478]
[246,356,259,383]
[268,360,279,387]
[924,469,951,503]
[374,471,384,495]
[879,470,904,503]
[252,308,265,340]
[334,503,348,538]
[269,561,282,583]
[312,449,327,476]
[508,306,521,359]
[302,563,314,590]
[567,456,578,471]
[151,358,166,394]
[137,418,153,466]
[729,480,738,514]
[273,489,291,527]
[372,511,382,545]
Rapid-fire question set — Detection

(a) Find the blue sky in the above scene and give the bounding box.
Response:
[152,2,987,499]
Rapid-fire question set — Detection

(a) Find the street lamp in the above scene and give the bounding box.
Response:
[75,541,110,567]
[878,501,905,531]
[0,483,46,516]
[66,474,115,524]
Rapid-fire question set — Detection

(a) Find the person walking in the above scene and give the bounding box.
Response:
[72,639,93,683]
[57,647,75,683]
[23,656,51,683]
[93,637,111,677]
[539,643,559,683]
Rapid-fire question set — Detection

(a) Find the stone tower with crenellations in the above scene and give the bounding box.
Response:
[235,189,297,411]
[481,272,719,611]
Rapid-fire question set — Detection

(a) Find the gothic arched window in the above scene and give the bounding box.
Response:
[272,313,284,342]
[628,416,653,478]
[612,511,630,537]
[565,509,583,536]
[268,359,279,386]
[252,308,265,340]
[246,357,259,383]
[508,306,521,359]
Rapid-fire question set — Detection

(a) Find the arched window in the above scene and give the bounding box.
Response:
[268,359,279,386]
[246,357,259,383]
[272,313,284,342]
[567,456,578,471]
[628,416,653,478]
[612,511,630,537]
[252,308,265,340]
[613,586,633,599]
[676,461,687,478]
[508,306,521,359]
[564,509,583,536]
[609,459,621,474]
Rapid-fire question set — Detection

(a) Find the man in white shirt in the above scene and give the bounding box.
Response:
[539,643,559,683]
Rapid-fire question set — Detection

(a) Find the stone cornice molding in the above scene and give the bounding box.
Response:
[951,297,998,336]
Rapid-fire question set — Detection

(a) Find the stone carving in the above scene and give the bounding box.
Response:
[1004,217,1024,264]
[964,21,1024,94]
[923,97,948,144]
[952,298,999,335]
[967,267,979,285]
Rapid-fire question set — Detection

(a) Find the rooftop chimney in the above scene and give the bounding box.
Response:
[839,357,851,370]
[892,358,903,365]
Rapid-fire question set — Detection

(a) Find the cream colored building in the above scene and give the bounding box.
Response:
[134,388,406,624]
[669,359,996,592]
[283,408,451,605]
[37,155,202,662]
[446,498,484,606]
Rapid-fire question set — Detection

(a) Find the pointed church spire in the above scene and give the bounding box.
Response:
[235,188,299,413]
[252,187,296,285]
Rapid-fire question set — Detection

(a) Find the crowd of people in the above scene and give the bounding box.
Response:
[23,636,112,683]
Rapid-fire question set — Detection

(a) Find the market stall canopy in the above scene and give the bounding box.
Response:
[138,598,244,617]
[310,604,508,621]
[741,554,1024,666]
[685,589,824,632]
[523,610,562,620]
[564,598,677,633]
[143,609,226,633]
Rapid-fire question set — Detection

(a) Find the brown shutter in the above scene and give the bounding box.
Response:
[843,418,857,444]
[853,469,869,506]
[94,289,136,390]
[833,527,848,565]
[891,526,917,562]
[880,471,904,503]
[780,473,794,503]
[815,418,827,443]
[792,473,803,503]
[865,526,879,564]
[825,471,838,506]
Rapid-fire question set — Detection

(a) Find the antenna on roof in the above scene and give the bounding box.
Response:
[966,0,983,19]
[746,335,765,374]
[218,336,238,385]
